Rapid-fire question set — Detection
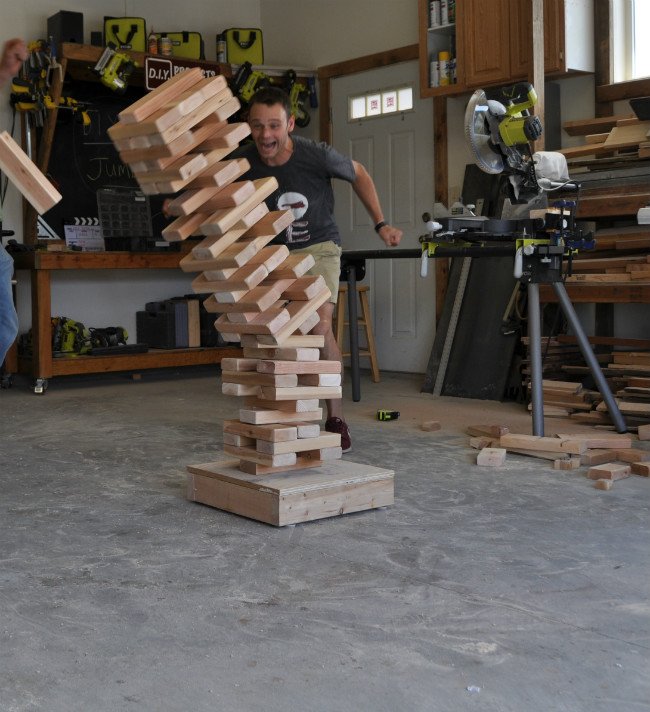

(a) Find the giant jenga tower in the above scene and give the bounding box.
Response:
[108,68,393,525]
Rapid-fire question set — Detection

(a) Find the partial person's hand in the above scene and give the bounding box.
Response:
[0,39,28,86]
[378,224,402,247]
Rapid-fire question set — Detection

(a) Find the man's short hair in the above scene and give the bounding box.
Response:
[249,86,292,119]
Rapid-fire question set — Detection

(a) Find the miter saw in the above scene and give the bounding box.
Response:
[418,82,627,435]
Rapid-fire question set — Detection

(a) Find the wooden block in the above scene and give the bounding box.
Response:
[587,463,631,480]
[196,121,251,149]
[196,180,256,212]
[237,457,323,476]
[118,66,205,123]
[222,382,258,396]
[553,434,633,450]
[222,432,255,448]
[581,449,619,466]
[0,131,62,214]
[216,309,290,336]
[243,209,294,239]
[223,445,297,468]
[185,157,250,189]
[200,177,278,236]
[637,424,650,441]
[248,334,325,349]
[258,385,342,401]
[594,479,613,490]
[500,433,586,455]
[297,311,320,335]
[421,420,441,432]
[553,457,582,470]
[257,359,341,375]
[304,446,343,462]
[505,447,568,461]
[243,347,320,361]
[631,462,650,476]
[203,280,293,314]
[476,448,507,467]
[220,358,259,372]
[469,436,494,449]
[256,432,340,455]
[244,397,320,412]
[467,424,510,438]
[616,448,650,463]
[108,86,235,142]
[118,122,220,162]
[186,459,394,526]
[223,420,298,443]
[261,290,330,345]
[193,263,269,293]
[297,373,342,387]
[296,423,321,439]
[239,407,323,425]
[280,275,328,301]
[153,142,243,193]
[221,370,297,387]
[269,252,316,279]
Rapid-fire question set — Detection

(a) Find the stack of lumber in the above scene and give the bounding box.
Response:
[470,424,650,486]
[567,250,650,286]
[527,379,598,418]
[520,336,607,388]
[560,114,650,166]
[107,68,343,475]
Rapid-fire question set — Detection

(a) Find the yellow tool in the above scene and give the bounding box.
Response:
[93,43,137,94]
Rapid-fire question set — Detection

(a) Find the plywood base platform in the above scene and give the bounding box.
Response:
[187,459,394,526]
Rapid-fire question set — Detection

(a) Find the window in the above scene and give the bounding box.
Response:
[612,0,650,82]
[347,85,414,121]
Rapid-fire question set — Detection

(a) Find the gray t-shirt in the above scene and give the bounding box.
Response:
[235,135,356,248]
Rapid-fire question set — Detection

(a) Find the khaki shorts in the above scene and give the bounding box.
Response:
[292,240,342,304]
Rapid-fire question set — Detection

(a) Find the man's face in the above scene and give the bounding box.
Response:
[248,102,295,166]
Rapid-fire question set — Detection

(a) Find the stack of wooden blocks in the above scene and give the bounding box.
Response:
[107,68,394,525]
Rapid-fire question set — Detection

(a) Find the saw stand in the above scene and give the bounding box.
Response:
[518,241,627,435]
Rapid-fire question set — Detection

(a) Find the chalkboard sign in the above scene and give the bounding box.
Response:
[44,81,168,246]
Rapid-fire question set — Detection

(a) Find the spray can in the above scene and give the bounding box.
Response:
[438,51,450,86]
[429,1,441,27]
[158,34,172,57]
[148,29,158,55]
[216,33,227,63]
[377,409,400,421]
[429,58,439,88]
[440,0,449,25]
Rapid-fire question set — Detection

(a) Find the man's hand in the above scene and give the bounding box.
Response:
[377,224,402,247]
[0,39,28,87]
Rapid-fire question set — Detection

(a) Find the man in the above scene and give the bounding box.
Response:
[236,86,402,452]
[0,38,28,366]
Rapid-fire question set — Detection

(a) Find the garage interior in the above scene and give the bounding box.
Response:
[1,1,650,711]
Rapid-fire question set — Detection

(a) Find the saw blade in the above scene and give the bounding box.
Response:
[464,89,504,175]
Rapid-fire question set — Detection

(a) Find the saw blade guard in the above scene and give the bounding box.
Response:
[464,89,504,175]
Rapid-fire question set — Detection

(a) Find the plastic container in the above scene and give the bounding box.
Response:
[429,59,439,87]
[148,29,158,55]
[429,1,441,27]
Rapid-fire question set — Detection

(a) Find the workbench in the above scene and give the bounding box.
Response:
[13,250,240,392]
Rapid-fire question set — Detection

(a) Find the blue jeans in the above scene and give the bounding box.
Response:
[0,243,18,365]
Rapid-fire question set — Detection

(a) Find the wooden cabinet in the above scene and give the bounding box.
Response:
[418,0,594,98]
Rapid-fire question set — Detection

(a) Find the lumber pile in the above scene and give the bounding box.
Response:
[469,424,650,488]
[559,115,650,166]
[108,68,343,475]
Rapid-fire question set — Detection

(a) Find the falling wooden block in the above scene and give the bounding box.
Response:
[0,131,62,214]
[587,463,631,481]
[117,66,205,123]
[186,459,394,526]
[196,121,251,149]
[245,334,325,349]
[476,448,507,467]
[594,479,613,490]
[421,420,441,432]
[185,157,250,189]
[200,177,278,236]
[118,122,221,162]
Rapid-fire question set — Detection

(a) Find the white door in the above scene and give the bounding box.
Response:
[331,61,436,373]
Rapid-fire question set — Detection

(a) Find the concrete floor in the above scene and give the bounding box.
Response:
[1,367,649,712]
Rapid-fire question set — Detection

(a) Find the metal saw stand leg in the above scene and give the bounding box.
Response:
[526,281,627,436]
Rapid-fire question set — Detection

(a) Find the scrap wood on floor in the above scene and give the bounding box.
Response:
[467,424,650,489]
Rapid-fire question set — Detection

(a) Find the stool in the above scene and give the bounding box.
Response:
[334,283,380,383]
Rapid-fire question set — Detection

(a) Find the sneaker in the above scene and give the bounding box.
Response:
[325,417,352,453]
